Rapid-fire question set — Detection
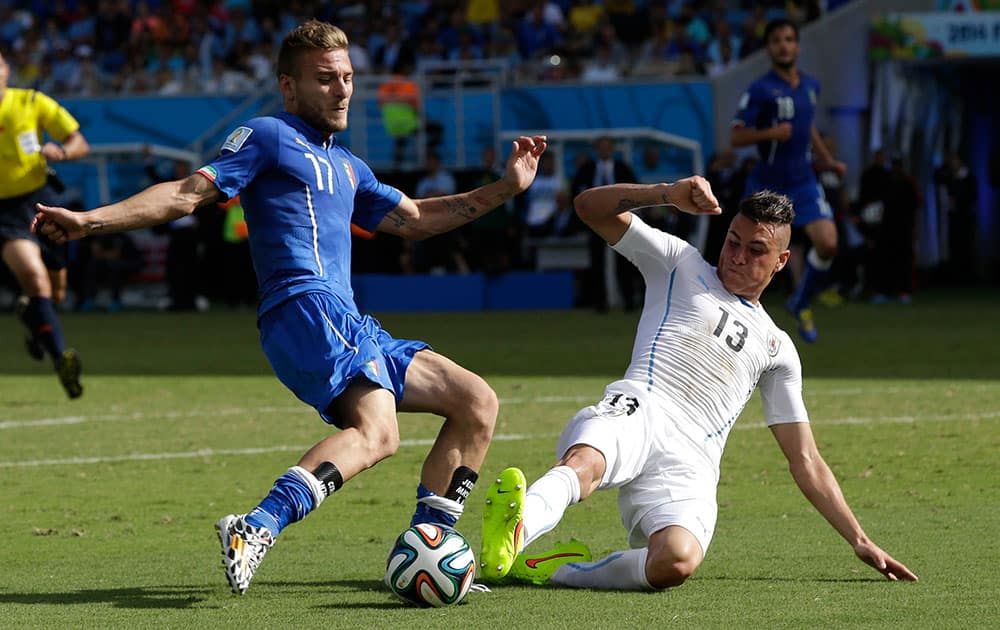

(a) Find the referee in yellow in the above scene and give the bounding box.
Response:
[1,48,88,398]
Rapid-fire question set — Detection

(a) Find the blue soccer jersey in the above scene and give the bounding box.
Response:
[733,70,820,189]
[197,112,403,315]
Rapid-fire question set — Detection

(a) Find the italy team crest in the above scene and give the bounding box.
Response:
[341,160,357,190]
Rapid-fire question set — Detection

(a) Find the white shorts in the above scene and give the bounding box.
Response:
[556,381,719,555]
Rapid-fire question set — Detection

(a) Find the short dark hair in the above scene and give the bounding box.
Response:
[276,20,349,79]
[738,190,795,226]
[763,18,799,43]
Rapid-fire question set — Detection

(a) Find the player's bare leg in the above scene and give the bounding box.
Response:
[644,525,704,588]
[400,350,497,490]
[788,218,837,343]
[3,239,81,397]
[399,350,497,527]
[218,382,400,594]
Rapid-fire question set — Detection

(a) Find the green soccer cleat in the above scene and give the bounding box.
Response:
[509,539,592,585]
[56,349,83,399]
[479,467,526,583]
[795,308,818,343]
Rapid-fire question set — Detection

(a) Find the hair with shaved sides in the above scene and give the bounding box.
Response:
[276,20,349,79]
[737,190,794,248]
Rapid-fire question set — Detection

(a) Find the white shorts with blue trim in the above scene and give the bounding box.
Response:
[556,380,718,555]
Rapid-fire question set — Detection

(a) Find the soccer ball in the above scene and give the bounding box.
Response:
[384,523,476,607]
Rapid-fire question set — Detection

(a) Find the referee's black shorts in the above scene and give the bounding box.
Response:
[0,186,68,270]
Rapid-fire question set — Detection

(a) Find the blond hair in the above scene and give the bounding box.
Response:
[276,20,349,79]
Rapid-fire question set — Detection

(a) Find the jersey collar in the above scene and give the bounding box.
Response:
[276,112,339,148]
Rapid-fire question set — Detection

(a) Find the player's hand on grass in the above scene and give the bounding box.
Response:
[32,203,87,243]
[502,135,547,194]
[854,541,918,582]
[666,176,722,216]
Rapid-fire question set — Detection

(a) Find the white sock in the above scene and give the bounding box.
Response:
[807,247,834,270]
[522,465,581,548]
[417,493,464,522]
[550,547,655,591]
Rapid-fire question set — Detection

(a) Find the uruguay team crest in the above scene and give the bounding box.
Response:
[341,160,357,190]
[767,333,781,357]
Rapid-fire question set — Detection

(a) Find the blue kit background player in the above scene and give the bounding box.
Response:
[730,18,846,343]
[32,20,547,595]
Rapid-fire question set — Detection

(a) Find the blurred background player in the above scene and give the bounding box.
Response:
[479,182,918,590]
[0,47,88,398]
[730,18,845,343]
[572,135,639,311]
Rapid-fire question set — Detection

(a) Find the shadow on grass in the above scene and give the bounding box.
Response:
[0,579,399,610]
[0,586,213,609]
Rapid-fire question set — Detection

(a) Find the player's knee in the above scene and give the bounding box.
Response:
[460,379,499,438]
[559,445,606,498]
[359,422,400,467]
[815,240,837,261]
[645,553,699,589]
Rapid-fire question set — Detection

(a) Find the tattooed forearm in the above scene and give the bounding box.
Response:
[470,189,511,207]
[613,198,645,213]
[386,210,408,229]
[442,197,478,219]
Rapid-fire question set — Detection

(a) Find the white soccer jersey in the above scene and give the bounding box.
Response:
[610,215,808,472]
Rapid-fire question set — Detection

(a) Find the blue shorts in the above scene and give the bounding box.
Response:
[259,291,429,424]
[745,175,833,228]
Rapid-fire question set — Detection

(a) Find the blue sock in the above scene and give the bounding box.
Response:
[790,250,832,313]
[410,484,458,528]
[20,297,65,361]
[245,470,317,536]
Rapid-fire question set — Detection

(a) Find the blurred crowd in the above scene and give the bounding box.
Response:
[1,0,832,97]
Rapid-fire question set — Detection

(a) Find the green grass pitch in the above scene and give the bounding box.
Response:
[1,290,998,628]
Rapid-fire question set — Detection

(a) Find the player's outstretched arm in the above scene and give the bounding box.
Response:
[33,173,222,243]
[730,122,792,147]
[376,135,547,240]
[574,177,721,244]
[769,422,918,581]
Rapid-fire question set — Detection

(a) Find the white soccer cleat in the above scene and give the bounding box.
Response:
[215,514,274,595]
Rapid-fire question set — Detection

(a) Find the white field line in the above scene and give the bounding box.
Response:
[0,433,536,468]
[3,383,997,430]
[1,410,998,469]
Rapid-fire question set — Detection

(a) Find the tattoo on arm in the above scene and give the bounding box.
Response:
[443,197,478,220]
[471,190,510,207]
[613,198,644,213]
[387,210,408,229]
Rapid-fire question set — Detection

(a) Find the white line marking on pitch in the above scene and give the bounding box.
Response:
[4,384,997,429]
[1,411,997,468]
[0,433,535,468]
